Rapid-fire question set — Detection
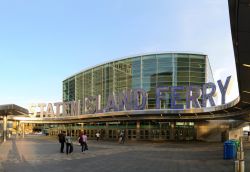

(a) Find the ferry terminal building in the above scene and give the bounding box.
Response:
[1,0,250,142]
[0,52,245,142]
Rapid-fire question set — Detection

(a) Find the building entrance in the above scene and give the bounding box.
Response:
[174,122,195,141]
[45,121,196,141]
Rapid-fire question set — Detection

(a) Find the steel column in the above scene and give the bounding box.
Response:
[3,114,7,142]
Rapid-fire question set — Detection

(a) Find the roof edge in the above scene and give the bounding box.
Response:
[63,51,207,81]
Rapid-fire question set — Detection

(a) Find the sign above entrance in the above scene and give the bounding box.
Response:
[29,76,232,118]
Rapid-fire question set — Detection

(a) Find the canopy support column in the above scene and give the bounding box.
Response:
[3,114,7,142]
[22,123,25,138]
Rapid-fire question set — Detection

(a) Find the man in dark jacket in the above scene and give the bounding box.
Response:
[58,131,65,153]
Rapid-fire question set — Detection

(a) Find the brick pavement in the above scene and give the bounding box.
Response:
[0,136,249,172]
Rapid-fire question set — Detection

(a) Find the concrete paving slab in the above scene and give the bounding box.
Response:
[0,136,249,172]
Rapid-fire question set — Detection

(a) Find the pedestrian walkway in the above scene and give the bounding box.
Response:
[0,136,249,172]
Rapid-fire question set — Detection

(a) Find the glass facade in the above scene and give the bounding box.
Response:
[63,53,210,113]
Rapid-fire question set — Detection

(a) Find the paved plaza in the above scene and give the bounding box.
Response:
[0,136,250,172]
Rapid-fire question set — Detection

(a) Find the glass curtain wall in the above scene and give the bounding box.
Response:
[63,53,208,113]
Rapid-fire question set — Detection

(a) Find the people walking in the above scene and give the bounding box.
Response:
[65,133,73,155]
[81,132,88,152]
[58,131,65,153]
[96,131,100,141]
[119,130,125,144]
[78,131,83,145]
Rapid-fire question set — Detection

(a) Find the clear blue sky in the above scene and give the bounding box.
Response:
[0,0,238,108]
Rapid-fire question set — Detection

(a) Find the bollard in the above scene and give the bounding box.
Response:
[232,138,245,172]
[240,137,243,152]
[240,152,244,160]
[239,160,244,172]
[237,152,240,160]
[235,160,239,172]
[237,151,244,160]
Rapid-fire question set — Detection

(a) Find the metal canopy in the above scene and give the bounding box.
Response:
[0,104,28,142]
[0,104,29,116]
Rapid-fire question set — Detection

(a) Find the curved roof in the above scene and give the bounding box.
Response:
[64,51,207,81]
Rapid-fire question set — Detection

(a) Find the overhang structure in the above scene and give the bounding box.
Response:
[0,104,29,142]
[228,0,250,120]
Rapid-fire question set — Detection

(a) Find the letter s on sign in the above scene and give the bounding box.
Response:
[29,104,37,117]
